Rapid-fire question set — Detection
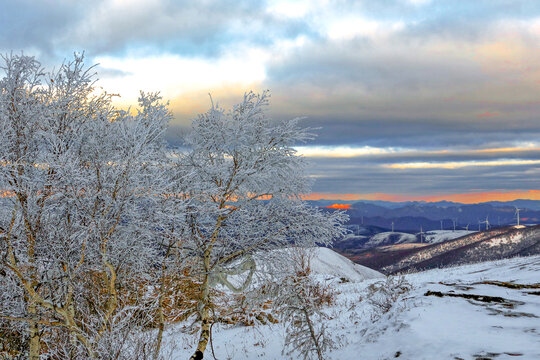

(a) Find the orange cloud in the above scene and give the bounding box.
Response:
[325,204,351,209]
[307,190,540,204]
[477,111,500,118]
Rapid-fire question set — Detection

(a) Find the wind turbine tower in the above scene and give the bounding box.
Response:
[452,218,457,232]
[440,220,443,231]
[515,207,522,226]
[418,226,425,243]
[391,221,394,232]
[484,216,490,230]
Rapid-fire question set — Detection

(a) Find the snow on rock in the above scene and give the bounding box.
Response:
[308,247,384,281]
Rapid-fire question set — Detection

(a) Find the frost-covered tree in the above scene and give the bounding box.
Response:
[0,53,345,360]
[176,92,347,360]
[0,53,176,359]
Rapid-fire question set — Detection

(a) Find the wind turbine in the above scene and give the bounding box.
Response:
[465,223,470,231]
[515,207,522,226]
[478,220,482,231]
[391,221,394,232]
[440,220,443,231]
[452,218,457,232]
[483,215,490,230]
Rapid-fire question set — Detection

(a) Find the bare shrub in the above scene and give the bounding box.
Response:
[366,276,412,319]
[271,248,336,360]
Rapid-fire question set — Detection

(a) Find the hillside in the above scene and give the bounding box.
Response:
[341,225,540,274]
[161,255,540,359]
[383,225,540,274]
[334,229,476,260]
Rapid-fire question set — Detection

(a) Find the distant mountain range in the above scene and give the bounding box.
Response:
[311,199,540,231]
[309,199,540,211]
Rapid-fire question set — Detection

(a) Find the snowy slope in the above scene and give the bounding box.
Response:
[221,247,384,291]
[307,247,384,281]
[162,255,540,360]
[253,247,384,282]
[337,256,540,360]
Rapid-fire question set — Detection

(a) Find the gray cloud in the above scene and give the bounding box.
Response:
[1,0,314,61]
[308,149,540,164]
[264,20,540,149]
[308,158,540,194]
[0,0,100,63]
[299,117,540,148]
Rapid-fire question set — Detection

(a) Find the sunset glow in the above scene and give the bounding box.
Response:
[306,190,540,204]
[325,204,352,209]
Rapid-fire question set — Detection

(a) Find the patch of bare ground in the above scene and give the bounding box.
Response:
[473,351,524,359]
[423,291,523,307]
[472,280,540,289]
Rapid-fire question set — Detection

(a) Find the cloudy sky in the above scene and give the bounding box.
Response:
[2,0,540,202]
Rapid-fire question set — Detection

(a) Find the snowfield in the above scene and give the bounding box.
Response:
[364,230,476,248]
[423,229,476,243]
[162,253,540,360]
[368,232,417,246]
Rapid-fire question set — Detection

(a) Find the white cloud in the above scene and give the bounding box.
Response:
[267,0,311,19]
[95,50,268,104]
[295,145,399,157]
[326,17,405,40]
[385,159,540,169]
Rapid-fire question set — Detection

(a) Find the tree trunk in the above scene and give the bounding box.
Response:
[190,292,210,360]
[154,242,173,360]
[154,289,165,360]
[302,307,323,360]
[190,251,211,360]
[28,301,40,360]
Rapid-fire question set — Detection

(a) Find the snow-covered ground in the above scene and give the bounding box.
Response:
[423,229,476,243]
[162,254,540,360]
[365,230,476,248]
[368,232,417,246]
